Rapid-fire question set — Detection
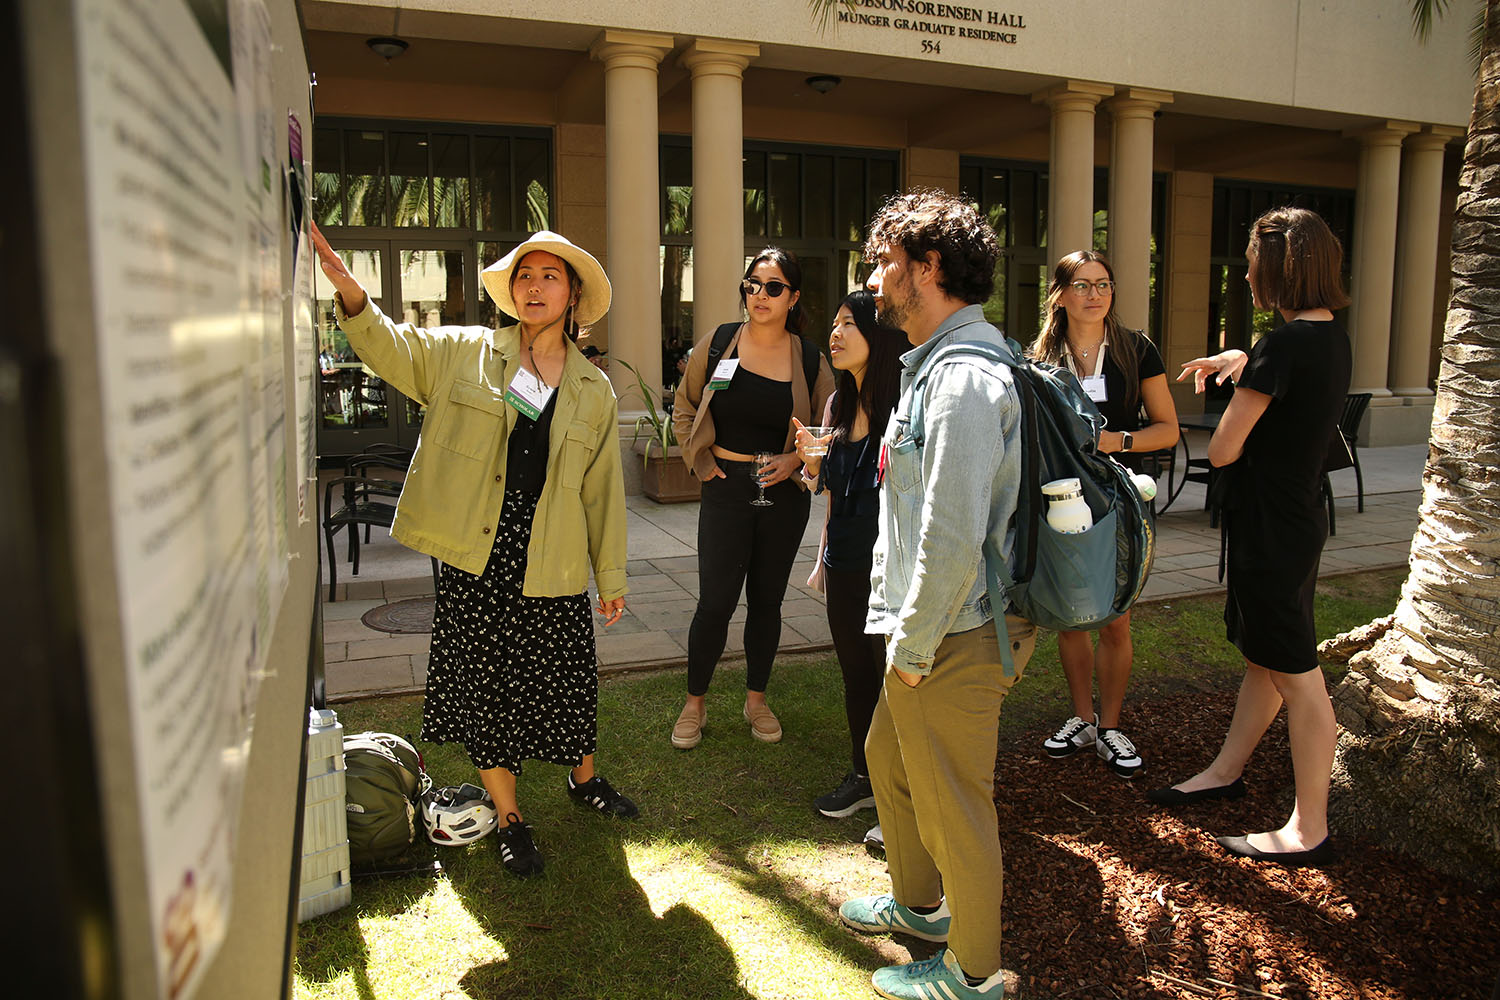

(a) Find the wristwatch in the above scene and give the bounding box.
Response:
[1120,431,1134,453]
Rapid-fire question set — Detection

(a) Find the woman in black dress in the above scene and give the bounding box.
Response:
[312,225,635,878]
[1148,207,1351,867]
[1030,250,1178,779]
[792,290,907,826]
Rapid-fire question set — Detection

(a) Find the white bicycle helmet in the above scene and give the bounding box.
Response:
[421,783,498,845]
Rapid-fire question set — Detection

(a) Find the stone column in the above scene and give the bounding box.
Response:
[1390,126,1462,396]
[590,29,673,397]
[1346,122,1417,397]
[1106,88,1171,333]
[682,39,759,342]
[1034,81,1114,262]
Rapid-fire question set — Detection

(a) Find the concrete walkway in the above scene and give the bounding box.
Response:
[321,441,1427,701]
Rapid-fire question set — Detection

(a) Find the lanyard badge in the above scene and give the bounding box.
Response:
[504,368,554,420]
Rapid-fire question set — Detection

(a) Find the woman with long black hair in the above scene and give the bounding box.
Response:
[670,248,836,749]
[793,290,908,822]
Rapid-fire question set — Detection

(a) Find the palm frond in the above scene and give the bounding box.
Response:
[808,0,856,33]
[1411,0,1453,41]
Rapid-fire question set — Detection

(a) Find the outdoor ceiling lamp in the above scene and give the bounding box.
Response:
[806,75,842,94]
[366,36,409,59]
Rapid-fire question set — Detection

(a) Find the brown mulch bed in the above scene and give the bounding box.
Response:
[994,691,1500,1000]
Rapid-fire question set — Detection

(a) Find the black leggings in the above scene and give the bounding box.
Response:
[824,562,884,775]
[686,463,811,696]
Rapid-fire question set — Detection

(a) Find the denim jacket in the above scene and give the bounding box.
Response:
[866,305,1022,674]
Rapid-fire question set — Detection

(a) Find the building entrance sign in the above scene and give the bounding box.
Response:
[834,0,1027,49]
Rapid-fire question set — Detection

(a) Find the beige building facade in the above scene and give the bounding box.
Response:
[302,0,1473,472]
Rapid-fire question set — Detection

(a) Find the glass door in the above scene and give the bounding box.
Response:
[390,244,471,449]
[316,246,397,458]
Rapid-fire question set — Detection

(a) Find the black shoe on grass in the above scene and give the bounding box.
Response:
[496,813,544,877]
[568,774,640,819]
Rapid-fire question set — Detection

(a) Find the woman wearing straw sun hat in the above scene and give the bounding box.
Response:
[311,224,635,878]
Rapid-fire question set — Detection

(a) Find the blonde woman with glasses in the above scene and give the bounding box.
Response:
[1029,250,1178,779]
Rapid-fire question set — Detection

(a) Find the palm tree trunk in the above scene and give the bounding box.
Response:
[1328,0,1500,884]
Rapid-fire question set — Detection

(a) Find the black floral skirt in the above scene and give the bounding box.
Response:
[420,489,598,772]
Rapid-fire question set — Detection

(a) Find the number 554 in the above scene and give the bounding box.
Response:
[921,39,942,54]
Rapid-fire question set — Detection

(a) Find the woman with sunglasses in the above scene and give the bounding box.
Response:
[1029,250,1179,780]
[670,248,836,749]
[792,290,907,828]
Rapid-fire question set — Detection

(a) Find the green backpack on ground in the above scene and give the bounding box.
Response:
[343,732,429,866]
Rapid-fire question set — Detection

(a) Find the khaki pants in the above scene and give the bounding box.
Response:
[866,615,1036,978]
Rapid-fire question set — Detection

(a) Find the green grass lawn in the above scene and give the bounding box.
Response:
[294,569,1404,1000]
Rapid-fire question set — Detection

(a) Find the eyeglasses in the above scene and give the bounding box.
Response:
[742,278,795,298]
[1069,280,1115,296]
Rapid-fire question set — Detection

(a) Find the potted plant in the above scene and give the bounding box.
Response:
[615,359,700,503]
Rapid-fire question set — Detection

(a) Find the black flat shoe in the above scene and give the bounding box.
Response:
[1215,834,1335,867]
[1145,777,1246,806]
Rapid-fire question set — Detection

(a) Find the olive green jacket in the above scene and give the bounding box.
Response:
[335,299,627,600]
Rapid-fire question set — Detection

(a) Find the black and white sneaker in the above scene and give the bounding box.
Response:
[567,773,640,819]
[815,771,876,818]
[496,813,544,876]
[1096,728,1144,778]
[1043,714,1098,758]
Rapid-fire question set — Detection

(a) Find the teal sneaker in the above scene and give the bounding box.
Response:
[838,893,949,942]
[872,948,1011,1000]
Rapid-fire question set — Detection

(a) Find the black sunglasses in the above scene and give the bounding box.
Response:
[741,277,795,298]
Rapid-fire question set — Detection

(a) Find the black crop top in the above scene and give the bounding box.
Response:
[708,365,792,454]
[505,389,557,493]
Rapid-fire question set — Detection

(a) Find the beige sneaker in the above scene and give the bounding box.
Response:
[672,702,706,750]
[744,700,783,743]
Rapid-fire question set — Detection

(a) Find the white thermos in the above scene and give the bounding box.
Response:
[1042,478,1093,534]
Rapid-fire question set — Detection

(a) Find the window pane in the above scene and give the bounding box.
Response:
[868,158,897,221]
[799,254,829,357]
[984,171,1009,247]
[1012,170,1037,247]
[477,241,518,328]
[661,244,694,392]
[345,130,387,227]
[843,249,871,296]
[743,151,767,238]
[432,134,471,228]
[475,136,512,232]
[806,155,834,239]
[662,144,693,237]
[514,138,549,231]
[316,249,388,428]
[959,164,981,204]
[837,157,864,242]
[768,153,800,239]
[312,126,342,225]
[389,131,430,227]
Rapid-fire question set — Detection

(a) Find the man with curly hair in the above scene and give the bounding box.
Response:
[837,189,1036,1000]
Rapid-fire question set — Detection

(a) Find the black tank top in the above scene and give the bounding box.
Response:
[708,366,791,454]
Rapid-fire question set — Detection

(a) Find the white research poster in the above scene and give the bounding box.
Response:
[73,0,285,995]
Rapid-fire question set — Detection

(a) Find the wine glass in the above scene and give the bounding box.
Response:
[751,452,775,507]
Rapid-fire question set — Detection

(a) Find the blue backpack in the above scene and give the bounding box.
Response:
[907,338,1156,673]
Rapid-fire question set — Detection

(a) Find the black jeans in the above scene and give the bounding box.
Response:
[824,562,884,775]
[686,462,811,696]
